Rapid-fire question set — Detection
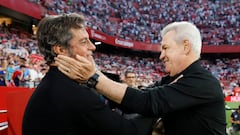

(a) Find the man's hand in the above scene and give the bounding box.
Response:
[237,120,240,125]
[55,55,96,83]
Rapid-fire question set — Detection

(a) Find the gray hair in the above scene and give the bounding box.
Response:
[161,21,202,58]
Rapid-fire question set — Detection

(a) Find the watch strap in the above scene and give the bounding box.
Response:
[86,73,99,88]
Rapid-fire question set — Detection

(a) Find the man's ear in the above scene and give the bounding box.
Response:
[52,45,67,55]
[183,40,191,55]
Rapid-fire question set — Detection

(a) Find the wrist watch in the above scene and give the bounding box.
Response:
[86,73,99,88]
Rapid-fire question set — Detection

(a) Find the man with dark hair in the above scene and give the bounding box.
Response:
[22,13,154,135]
[123,69,138,88]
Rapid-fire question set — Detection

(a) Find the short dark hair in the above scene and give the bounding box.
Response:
[124,69,136,77]
[20,65,26,69]
[37,13,85,65]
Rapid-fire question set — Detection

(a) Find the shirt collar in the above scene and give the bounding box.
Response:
[161,59,201,84]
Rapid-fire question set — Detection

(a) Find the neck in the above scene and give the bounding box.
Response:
[172,56,198,77]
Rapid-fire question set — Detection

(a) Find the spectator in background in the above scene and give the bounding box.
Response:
[5,62,15,86]
[230,105,240,135]
[23,13,154,135]
[123,69,138,88]
[11,65,26,86]
[119,69,141,119]
[55,21,227,135]
[0,70,6,86]
[27,62,41,88]
[0,58,7,86]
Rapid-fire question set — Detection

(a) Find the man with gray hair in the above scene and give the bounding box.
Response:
[55,21,227,135]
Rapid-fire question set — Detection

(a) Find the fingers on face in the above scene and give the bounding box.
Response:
[57,57,81,75]
[57,55,91,68]
[55,58,67,67]
[56,55,74,65]
[56,55,93,81]
[58,55,72,61]
[76,55,90,64]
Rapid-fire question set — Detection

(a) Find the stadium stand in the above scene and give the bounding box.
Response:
[0,1,239,134]
[34,0,240,45]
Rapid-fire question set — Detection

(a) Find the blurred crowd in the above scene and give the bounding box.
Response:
[30,0,240,45]
[0,24,48,88]
[0,1,239,97]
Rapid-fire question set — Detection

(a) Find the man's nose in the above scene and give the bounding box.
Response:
[159,52,164,60]
[88,41,96,51]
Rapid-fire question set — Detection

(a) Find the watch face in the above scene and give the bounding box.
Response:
[87,73,99,88]
[89,78,95,85]
[92,73,99,81]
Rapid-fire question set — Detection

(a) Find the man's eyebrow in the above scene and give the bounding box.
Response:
[79,38,88,42]
[161,44,167,48]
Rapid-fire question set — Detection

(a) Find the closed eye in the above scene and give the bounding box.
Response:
[79,39,87,44]
[161,46,168,50]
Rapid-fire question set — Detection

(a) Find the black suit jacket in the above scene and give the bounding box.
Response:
[121,60,227,135]
[22,66,154,135]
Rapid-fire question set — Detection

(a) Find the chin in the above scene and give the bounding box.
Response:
[165,71,171,76]
[165,69,170,74]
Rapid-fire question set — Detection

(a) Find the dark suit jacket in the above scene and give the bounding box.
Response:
[22,66,154,135]
[121,60,227,135]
